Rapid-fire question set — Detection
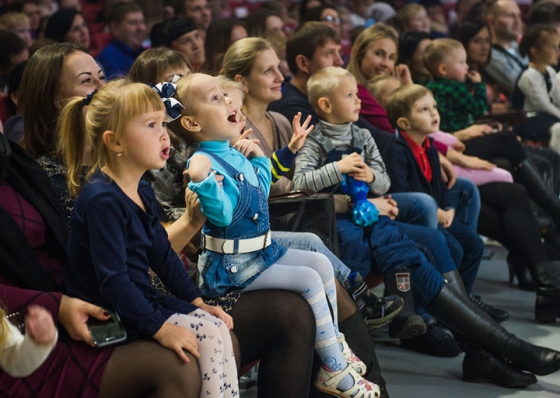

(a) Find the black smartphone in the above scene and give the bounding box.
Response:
[87,310,127,347]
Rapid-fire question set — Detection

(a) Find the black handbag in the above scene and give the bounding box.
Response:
[268,190,339,256]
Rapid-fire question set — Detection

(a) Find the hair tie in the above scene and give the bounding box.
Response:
[150,82,184,122]
[83,90,98,106]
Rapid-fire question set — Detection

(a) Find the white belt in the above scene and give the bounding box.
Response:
[202,230,272,254]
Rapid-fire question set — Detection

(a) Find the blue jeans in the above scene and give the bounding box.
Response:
[336,215,446,308]
[271,231,351,284]
[448,177,481,232]
[392,192,438,229]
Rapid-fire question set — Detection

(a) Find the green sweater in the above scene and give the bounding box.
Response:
[426,78,488,133]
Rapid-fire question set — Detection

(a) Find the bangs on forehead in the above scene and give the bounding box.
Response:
[124,83,166,117]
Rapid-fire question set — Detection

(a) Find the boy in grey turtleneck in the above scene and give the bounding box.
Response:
[292,66,391,199]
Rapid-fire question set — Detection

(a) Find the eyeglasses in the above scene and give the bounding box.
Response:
[322,15,341,25]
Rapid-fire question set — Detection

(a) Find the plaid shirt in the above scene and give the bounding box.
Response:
[426,78,488,133]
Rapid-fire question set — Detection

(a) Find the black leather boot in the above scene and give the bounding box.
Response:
[427,282,560,376]
[384,268,427,339]
[526,260,560,323]
[463,345,538,388]
[442,270,510,322]
[339,311,390,398]
[516,159,560,228]
[506,253,537,291]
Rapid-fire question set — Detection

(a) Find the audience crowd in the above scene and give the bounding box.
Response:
[3,0,560,397]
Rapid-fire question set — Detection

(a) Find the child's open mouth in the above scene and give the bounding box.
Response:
[161,147,170,158]
[228,111,237,123]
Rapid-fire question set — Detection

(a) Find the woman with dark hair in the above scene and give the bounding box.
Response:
[301,5,342,37]
[246,9,285,38]
[18,43,104,222]
[202,17,247,75]
[397,31,432,84]
[44,8,90,49]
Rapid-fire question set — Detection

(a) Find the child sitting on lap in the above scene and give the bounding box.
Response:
[167,73,380,398]
[424,39,488,133]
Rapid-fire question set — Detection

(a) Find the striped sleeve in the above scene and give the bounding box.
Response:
[270,146,297,183]
[292,136,342,192]
[362,129,391,195]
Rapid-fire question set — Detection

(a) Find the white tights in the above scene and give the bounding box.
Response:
[167,309,239,398]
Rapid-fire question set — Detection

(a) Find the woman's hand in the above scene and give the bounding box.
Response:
[186,154,213,183]
[368,196,398,220]
[453,124,494,141]
[393,64,413,85]
[198,303,234,330]
[450,150,496,170]
[288,112,313,153]
[25,306,57,345]
[58,295,110,346]
[180,188,207,230]
[437,208,455,228]
[153,322,200,363]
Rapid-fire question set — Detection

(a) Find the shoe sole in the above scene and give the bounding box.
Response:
[365,304,403,330]
[463,373,537,388]
[389,317,428,339]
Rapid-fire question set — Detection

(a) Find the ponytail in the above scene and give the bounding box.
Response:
[58,96,88,197]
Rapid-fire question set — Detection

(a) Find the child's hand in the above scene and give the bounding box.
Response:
[187,154,213,183]
[368,196,398,220]
[154,322,200,363]
[467,70,482,83]
[198,303,234,330]
[58,295,110,346]
[393,64,413,85]
[349,163,374,183]
[234,139,265,158]
[25,306,56,346]
[451,140,465,153]
[288,112,313,153]
[337,153,364,174]
[454,124,494,141]
[437,208,455,228]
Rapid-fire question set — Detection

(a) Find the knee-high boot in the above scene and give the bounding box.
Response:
[427,279,560,376]
[530,260,560,322]
[516,159,560,228]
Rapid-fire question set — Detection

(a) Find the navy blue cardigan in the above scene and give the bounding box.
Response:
[387,132,451,209]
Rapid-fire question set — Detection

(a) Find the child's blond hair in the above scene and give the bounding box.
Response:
[366,74,401,106]
[0,308,8,347]
[396,3,427,31]
[216,75,246,98]
[0,12,30,31]
[385,84,433,128]
[423,38,464,77]
[307,66,356,113]
[59,79,165,197]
